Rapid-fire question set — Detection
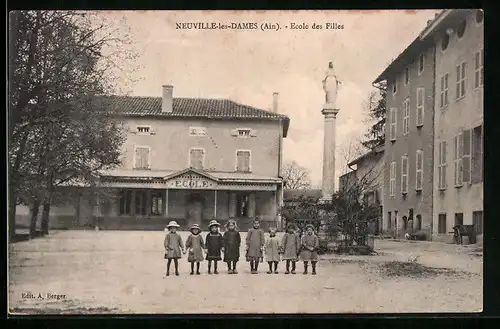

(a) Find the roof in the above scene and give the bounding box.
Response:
[95,95,290,137]
[283,189,322,200]
[374,9,472,83]
[348,145,384,167]
[99,168,282,183]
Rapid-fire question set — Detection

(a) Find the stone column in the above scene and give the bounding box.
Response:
[320,105,340,202]
[248,193,256,219]
[228,192,237,218]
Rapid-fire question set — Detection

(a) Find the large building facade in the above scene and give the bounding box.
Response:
[16,86,290,231]
[374,27,436,239]
[423,10,484,242]
[373,9,484,241]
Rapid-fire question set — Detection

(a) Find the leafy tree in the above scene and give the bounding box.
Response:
[362,81,386,150]
[8,11,135,239]
[282,161,312,190]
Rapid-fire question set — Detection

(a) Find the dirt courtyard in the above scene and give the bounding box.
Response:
[8,230,483,314]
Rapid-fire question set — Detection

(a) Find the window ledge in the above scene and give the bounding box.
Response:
[454,184,463,188]
[415,188,422,193]
[456,95,466,103]
[134,168,151,170]
[416,124,423,128]
[390,139,396,143]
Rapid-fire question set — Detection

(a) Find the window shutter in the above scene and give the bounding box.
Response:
[456,65,461,99]
[250,129,257,137]
[230,129,238,136]
[462,129,472,184]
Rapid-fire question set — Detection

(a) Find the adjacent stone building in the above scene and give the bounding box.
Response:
[422,10,484,242]
[373,9,484,241]
[374,23,437,239]
[338,145,385,234]
[16,86,290,231]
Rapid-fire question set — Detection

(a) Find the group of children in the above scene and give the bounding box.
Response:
[163,219,319,276]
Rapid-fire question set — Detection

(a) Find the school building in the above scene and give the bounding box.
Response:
[16,86,290,231]
[372,9,483,241]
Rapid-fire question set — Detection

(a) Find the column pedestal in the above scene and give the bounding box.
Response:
[320,105,340,202]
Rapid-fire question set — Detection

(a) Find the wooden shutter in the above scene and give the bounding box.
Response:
[462,129,472,184]
[230,129,238,136]
[416,150,423,191]
[135,147,150,169]
[417,88,424,126]
[456,64,461,99]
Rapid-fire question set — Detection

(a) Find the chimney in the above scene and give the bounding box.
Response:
[162,85,173,113]
[272,92,279,113]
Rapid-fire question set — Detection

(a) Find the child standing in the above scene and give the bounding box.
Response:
[223,219,241,274]
[265,227,281,274]
[246,219,265,274]
[205,220,223,274]
[281,224,301,274]
[185,224,204,275]
[300,224,319,275]
[164,221,185,276]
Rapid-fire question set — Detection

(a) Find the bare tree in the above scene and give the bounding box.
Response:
[282,161,312,190]
[323,143,384,253]
[9,11,137,239]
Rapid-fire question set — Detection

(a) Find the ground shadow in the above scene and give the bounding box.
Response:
[9,231,45,244]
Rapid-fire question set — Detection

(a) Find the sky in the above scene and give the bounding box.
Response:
[100,10,440,188]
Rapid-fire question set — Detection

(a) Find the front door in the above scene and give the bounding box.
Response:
[186,193,204,227]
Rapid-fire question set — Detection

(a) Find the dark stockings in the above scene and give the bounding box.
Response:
[190,262,200,274]
[311,261,317,274]
[227,261,237,270]
[208,260,218,273]
[166,258,179,275]
[250,260,260,272]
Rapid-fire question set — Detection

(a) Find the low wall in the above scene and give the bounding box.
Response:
[17,214,278,232]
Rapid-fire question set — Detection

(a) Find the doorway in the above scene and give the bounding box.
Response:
[185,193,205,227]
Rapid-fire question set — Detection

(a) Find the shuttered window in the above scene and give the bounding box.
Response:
[236,151,251,172]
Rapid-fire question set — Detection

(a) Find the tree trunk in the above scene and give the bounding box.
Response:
[8,188,17,242]
[41,200,51,235]
[29,200,41,239]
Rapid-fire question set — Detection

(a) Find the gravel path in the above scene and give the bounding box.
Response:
[8,231,483,314]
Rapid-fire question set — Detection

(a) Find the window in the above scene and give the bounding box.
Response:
[236,150,251,172]
[392,79,397,94]
[476,9,484,24]
[119,190,132,215]
[457,20,466,38]
[134,146,151,169]
[440,73,449,108]
[404,67,410,85]
[402,216,408,230]
[463,129,472,184]
[389,161,396,196]
[389,108,397,141]
[388,212,392,229]
[473,211,483,234]
[189,126,207,136]
[416,214,422,230]
[416,88,424,127]
[418,54,424,74]
[442,34,450,51]
[403,99,410,135]
[471,125,483,184]
[236,193,249,217]
[135,190,147,216]
[151,191,164,216]
[137,126,151,134]
[438,214,447,234]
[238,129,251,137]
[456,61,467,100]
[189,148,205,170]
[454,213,464,226]
[438,141,448,190]
[454,133,464,187]
[416,149,423,191]
[474,49,484,89]
[401,156,409,194]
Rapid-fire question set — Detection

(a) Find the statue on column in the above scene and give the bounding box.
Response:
[322,62,342,107]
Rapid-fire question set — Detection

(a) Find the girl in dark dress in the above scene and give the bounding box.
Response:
[223,219,241,274]
[205,220,223,274]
